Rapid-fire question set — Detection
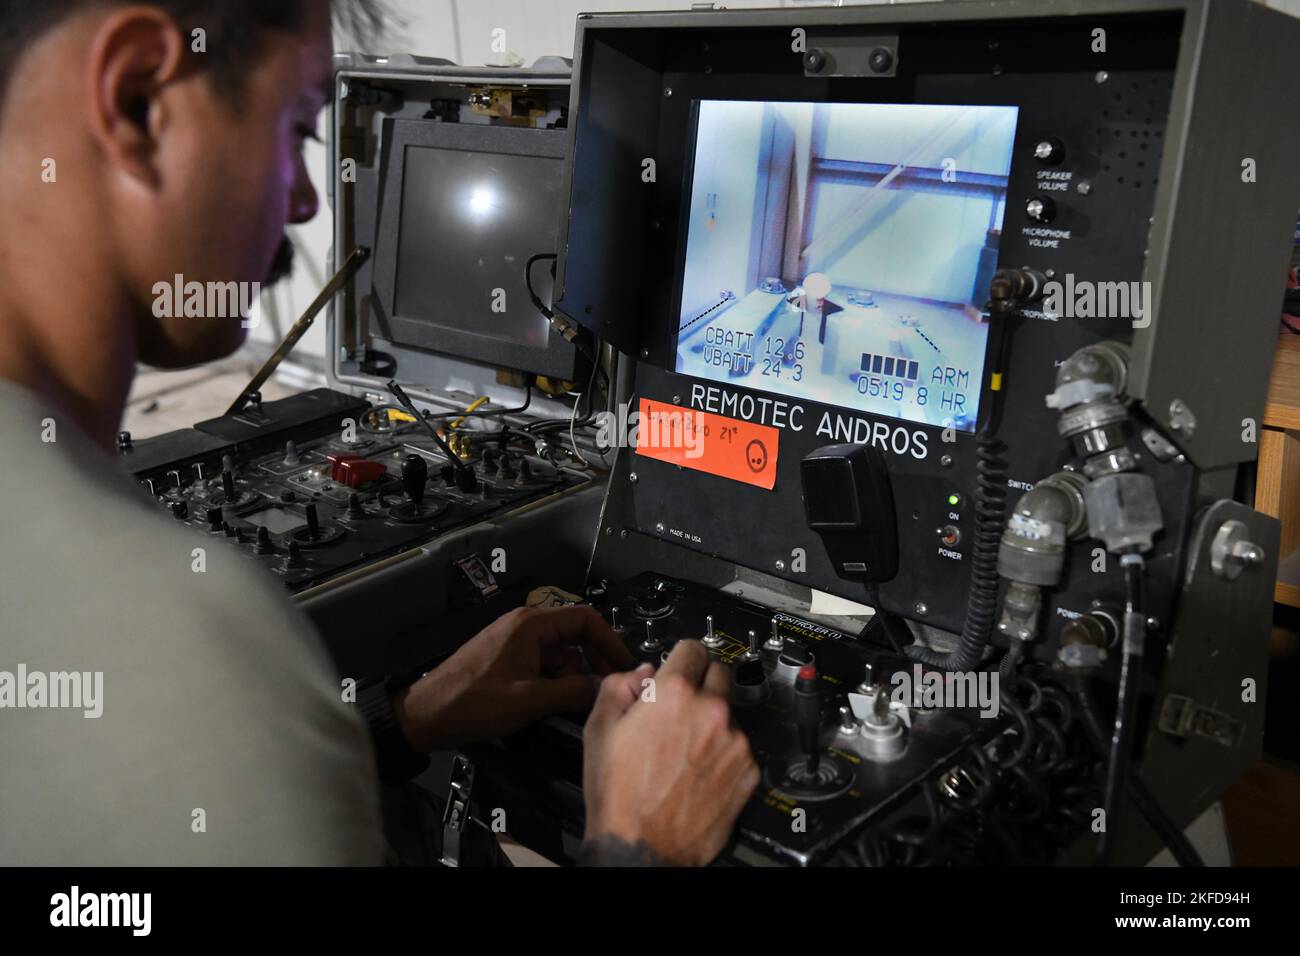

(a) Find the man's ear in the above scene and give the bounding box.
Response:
[86,8,189,187]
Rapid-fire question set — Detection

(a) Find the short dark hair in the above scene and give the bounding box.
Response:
[0,0,386,113]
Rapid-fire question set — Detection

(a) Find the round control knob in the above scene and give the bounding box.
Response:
[867,46,893,73]
[939,525,962,547]
[169,500,188,520]
[206,507,224,531]
[254,526,274,555]
[1025,196,1057,223]
[1033,138,1064,165]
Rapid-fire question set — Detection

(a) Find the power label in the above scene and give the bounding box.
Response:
[634,397,779,490]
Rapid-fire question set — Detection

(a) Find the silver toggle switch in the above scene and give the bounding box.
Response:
[764,618,784,652]
[702,613,723,649]
[639,619,663,654]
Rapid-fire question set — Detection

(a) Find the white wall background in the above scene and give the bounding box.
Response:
[249,0,1300,370]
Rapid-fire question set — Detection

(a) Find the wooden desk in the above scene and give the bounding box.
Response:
[1260,332,1300,608]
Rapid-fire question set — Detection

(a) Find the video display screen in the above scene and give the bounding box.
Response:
[395,145,563,347]
[674,101,1020,432]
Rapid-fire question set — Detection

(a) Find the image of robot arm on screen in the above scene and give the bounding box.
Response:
[674,100,1018,431]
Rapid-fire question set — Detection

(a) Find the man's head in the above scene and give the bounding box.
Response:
[0,1,382,370]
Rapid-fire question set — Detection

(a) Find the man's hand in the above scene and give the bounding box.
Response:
[393,605,633,752]
[581,640,760,866]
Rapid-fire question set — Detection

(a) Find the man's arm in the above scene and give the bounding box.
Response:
[382,605,759,866]
[390,605,631,752]
[580,642,760,866]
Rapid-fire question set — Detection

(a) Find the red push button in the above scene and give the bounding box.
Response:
[326,454,387,489]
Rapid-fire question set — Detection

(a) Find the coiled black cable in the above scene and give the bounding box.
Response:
[907,312,1012,672]
[907,431,1007,671]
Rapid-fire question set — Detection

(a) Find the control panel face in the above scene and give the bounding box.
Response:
[600,16,1196,648]
[125,391,587,594]
[675,99,1020,434]
[531,574,987,865]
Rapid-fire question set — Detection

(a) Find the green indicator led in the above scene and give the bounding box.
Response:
[947,494,961,507]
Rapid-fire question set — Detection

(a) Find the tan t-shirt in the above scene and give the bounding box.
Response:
[0,378,383,864]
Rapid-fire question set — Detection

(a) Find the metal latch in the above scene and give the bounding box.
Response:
[439,755,476,867]
[1158,694,1244,748]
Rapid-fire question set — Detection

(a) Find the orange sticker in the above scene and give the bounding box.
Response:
[633,398,779,490]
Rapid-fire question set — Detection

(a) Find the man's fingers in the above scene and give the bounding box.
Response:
[656,639,711,687]
[520,674,602,722]
[543,646,584,678]
[528,605,634,675]
[702,660,731,700]
[585,664,653,740]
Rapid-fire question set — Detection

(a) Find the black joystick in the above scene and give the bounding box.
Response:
[255,526,273,555]
[384,380,479,497]
[455,465,479,494]
[794,665,822,776]
[517,459,533,483]
[763,661,852,802]
[221,469,236,500]
[347,493,367,519]
[305,503,321,541]
[206,507,224,531]
[283,541,305,570]
[401,455,428,506]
